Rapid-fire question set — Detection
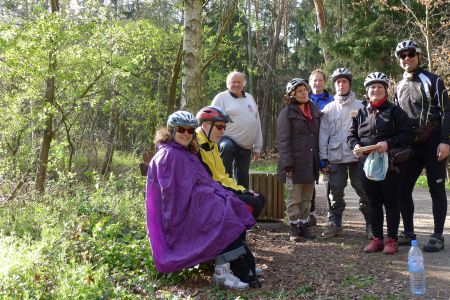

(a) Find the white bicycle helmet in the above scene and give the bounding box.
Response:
[364,72,390,90]
[395,40,421,57]
[167,111,198,128]
[286,78,309,95]
[331,68,352,83]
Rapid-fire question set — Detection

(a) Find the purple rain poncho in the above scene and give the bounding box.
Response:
[146,141,255,273]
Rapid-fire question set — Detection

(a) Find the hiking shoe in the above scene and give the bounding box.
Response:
[423,234,444,252]
[364,237,384,253]
[299,222,316,239]
[213,263,249,290]
[306,213,317,227]
[321,222,343,238]
[289,224,301,242]
[398,231,416,246]
[366,224,373,240]
[383,237,398,255]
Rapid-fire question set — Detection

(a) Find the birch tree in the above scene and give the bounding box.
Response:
[181,0,204,110]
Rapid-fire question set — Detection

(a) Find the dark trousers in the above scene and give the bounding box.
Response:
[400,130,448,235]
[361,165,401,239]
[238,193,266,219]
[219,136,252,189]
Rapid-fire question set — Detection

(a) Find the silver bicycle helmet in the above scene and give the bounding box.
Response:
[331,68,352,83]
[395,40,421,58]
[286,78,309,95]
[364,72,390,90]
[167,111,198,128]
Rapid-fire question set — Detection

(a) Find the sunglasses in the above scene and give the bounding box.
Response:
[176,127,195,134]
[399,51,416,60]
[213,124,226,131]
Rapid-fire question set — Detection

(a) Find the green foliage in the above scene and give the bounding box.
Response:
[0,165,159,298]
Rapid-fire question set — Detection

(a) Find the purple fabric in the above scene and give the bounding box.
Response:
[146,141,255,273]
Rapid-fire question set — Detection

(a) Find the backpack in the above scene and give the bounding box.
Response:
[230,243,262,288]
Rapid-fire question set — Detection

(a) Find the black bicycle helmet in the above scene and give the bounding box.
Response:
[286,78,309,95]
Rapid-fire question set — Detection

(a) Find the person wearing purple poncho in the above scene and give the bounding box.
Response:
[145,111,256,290]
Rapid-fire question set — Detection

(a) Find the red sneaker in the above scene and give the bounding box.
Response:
[383,237,398,255]
[364,237,384,253]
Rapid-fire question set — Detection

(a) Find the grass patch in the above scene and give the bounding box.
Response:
[341,275,373,288]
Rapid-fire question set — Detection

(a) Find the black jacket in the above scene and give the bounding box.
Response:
[348,100,413,150]
[394,68,450,144]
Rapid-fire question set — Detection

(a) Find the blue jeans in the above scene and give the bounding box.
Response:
[219,136,251,189]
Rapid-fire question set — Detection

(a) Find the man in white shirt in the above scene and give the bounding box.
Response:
[211,71,263,189]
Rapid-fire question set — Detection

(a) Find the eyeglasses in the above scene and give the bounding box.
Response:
[176,127,195,134]
[399,51,416,60]
[213,124,226,131]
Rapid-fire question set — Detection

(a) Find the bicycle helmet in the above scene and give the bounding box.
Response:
[331,68,352,83]
[196,106,232,124]
[286,78,309,95]
[364,72,390,90]
[395,40,421,58]
[167,111,198,128]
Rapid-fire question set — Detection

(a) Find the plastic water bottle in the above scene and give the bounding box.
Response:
[285,173,293,191]
[322,172,329,182]
[408,240,426,295]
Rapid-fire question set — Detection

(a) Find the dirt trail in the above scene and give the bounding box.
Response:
[249,183,450,299]
[163,183,450,299]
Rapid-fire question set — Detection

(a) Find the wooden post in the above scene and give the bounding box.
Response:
[249,171,285,220]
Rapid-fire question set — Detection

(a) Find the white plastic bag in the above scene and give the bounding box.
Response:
[363,152,388,181]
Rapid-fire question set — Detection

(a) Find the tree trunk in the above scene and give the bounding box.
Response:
[424,4,433,71]
[101,90,119,175]
[181,0,204,111]
[35,0,59,193]
[313,0,329,62]
[260,0,285,153]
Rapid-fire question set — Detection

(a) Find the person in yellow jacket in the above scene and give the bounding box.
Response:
[196,106,266,219]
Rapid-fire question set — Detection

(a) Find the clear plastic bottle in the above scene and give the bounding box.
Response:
[322,172,329,182]
[408,240,426,295]
[285,173,293,191]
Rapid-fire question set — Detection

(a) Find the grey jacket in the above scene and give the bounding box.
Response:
[319,92,364,163]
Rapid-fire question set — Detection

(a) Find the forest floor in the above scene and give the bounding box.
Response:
[156,184,450,300]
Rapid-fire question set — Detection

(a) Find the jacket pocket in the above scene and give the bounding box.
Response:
[328,142,343,162]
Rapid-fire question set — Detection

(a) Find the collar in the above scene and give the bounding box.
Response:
[228,90,246,98]
[196,129,215,151]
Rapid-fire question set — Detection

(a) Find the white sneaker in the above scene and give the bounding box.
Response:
[213,263,249,290]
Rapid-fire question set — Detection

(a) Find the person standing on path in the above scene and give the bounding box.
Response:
[277,78,320,242]
[394,40,449,252]
[319,68,371,239]
[211,71,263,189]
[348,72,413,255]
[306,69,335,227]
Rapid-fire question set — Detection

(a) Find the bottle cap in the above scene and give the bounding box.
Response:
[411,240,417,246]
